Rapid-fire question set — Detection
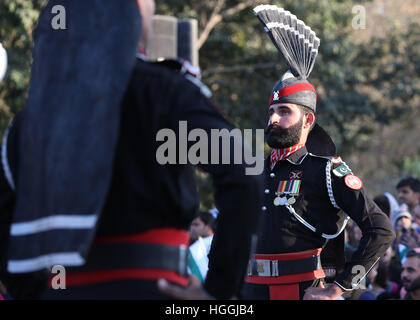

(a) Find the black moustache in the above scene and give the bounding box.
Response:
[265,124,283,134]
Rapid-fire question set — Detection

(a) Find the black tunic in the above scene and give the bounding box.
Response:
[247,145,394,296]
[0,59,263,299]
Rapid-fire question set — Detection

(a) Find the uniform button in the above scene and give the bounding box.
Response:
[264,189,270,194]
[270,173,275,178]
[262,206,267,211]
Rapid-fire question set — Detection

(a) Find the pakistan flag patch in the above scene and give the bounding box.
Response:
[332,163,352,177]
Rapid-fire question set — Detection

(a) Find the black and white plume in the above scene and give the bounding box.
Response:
[253,4,320,80]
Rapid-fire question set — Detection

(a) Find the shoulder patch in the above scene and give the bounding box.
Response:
[344,174,363,190]
[332,163,352,177]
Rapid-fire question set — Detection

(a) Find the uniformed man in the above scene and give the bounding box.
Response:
[240,5,395,300]
[0,0,262,299]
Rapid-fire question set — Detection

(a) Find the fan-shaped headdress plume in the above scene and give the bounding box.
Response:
[254,5,337,157]
[253,4,320,112]
[253,4,320,79]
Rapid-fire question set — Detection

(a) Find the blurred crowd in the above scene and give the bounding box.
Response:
[343,176,420,300]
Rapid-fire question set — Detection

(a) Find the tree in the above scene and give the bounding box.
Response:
[0,0,48,131]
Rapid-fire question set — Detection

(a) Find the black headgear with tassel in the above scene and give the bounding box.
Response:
[254,4,336,156]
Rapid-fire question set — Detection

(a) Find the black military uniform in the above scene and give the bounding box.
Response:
[0,1,262,299]
[241,4,395,300]
[242,146,395,299]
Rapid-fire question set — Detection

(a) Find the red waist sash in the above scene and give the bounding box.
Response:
[246,248,325,300]
[48,228,190,288]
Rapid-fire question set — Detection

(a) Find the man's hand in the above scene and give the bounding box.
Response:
[303,281,343,300]
[157,275,215,300]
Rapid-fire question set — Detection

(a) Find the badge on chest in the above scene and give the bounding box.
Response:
[273,172,302,206]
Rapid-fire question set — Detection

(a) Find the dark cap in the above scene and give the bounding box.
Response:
[269,71,317,112]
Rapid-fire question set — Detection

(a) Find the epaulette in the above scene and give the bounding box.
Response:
[149,57,200,76]
[144,56,212,99]
[307,152,331,160]
[308,153,351,174]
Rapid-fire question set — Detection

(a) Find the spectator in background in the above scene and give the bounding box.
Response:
[394,209,413,230]
[412,204,420,231]
[344,220,363,262]
[188,211,216,282]
[372,261,400,299]
[404,276,420,300]
[396,177,420,214]
[189,211,216,244]
[394,210,420,264]
[382,245,403,291]
[400,248,420,299]
[373,194,390,217]
[374,192,400,225]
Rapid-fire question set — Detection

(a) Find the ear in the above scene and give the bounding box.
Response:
[304,112,315,129]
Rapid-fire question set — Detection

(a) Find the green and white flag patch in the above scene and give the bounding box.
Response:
[332,163,352,177]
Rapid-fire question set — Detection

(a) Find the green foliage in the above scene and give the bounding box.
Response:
[402,156,420,179]
[0,0,47,131]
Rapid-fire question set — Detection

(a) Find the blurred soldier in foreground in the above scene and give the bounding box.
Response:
[0,0,262,299]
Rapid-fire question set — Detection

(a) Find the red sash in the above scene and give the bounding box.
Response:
[246,248,325,300]
[48,228,190,288]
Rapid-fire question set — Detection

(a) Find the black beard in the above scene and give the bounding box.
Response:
[265,118,303,149]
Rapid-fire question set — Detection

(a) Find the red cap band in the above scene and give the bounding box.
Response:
[269,82,317,105]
